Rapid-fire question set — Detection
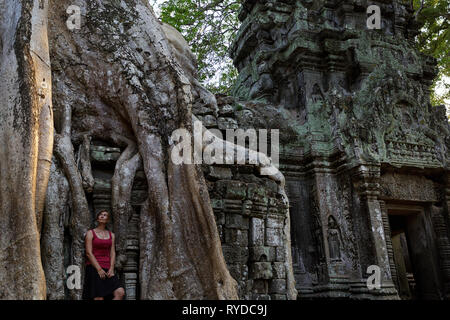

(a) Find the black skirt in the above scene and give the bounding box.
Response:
[82,265,122,300]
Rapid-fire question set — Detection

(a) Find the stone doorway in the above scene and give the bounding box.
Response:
[89,141,147,300]
[387,204,443,300]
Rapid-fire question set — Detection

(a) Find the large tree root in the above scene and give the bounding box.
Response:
[0,0,49,299]
[137,133,194,299]
[53,104,91,300]
[111,134,141,270]
[178,161,240,299]
[78,134,95,194]
[137,132,238,299]
[41,158,70,300]
[35,103,54,236]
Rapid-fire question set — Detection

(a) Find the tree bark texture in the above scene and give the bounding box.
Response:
[0,0,52,299]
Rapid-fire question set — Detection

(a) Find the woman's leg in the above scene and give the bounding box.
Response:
[113,287,125,300]
[93,297,104,300]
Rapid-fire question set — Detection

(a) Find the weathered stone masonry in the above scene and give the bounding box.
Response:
[229,0,450,299]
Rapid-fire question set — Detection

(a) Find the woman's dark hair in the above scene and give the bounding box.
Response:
[95,209,110,220]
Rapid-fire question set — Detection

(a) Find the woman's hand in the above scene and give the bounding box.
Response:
[97,268,107,279]
[107,268,115,278]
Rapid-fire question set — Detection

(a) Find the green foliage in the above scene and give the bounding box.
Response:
[413,0,450,107]
[152,0,448,111]
[152,0,240,94]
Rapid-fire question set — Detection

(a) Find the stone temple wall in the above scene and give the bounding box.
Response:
[88,144,146,300]
[226,0,450,299]
[198,95,293,300]
[207,169,290,300]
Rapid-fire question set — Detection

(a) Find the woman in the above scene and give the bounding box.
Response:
[83,210,125,300]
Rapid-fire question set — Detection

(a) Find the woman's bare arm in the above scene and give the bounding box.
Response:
[107,233,116,277]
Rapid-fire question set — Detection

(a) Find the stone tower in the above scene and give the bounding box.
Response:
[229,0,450,299]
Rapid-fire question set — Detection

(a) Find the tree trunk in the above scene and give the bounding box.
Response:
[0,0,52,299]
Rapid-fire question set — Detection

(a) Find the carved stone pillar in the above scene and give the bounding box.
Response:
[310,163,351,298]
[444,174,450,298]
[90,144,142,299]
[123,207,140,300]
[379,200,398,290]
[430,202,450,299]
[352,164,398,299]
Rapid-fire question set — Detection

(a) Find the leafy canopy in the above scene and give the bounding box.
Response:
[152,0,240,94]
[413,0,450,107]
[153,0,449,111]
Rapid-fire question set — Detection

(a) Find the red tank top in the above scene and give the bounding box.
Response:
[86,229,112,269]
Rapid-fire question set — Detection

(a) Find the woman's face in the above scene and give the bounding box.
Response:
[97,211,109,224]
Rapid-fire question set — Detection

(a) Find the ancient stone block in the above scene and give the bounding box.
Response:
[240,247,249,262]
[224,199,244,215]
[272,262,286,279]
[226,214,249,229]
[247,183,268,203]
[192,102,214,115]
[214,211,225,225]
[218,117,238,130]
[252,280,268,293]
[380,173,438,202]
[242,265,249,280]
[250,262,273,279]
[242,200,253,216]
[219,104,234,116]
[124,273,138,300]
[225,228,248,246]
[217,225,224,243]
[208,166,232,180]
[93,178,112,193]
[264,180,279,194]
[217,180,247,200]
[249,246,275,262]
[216,95,235,105]
[240,230,249,247]
[269,279,286,294]
[221,244,241,264]
[265,227,283,247]
[236,165,256,174]
[275,246,286,262]
[227,263,242,282]
[202,114,217,127]
[266,217,284,229]
[90,145,121,164]
[210,198,223,210]
[268,198,286,216]
[271,294,287,300]
[250,218,265,246]
[251,203,268,217]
